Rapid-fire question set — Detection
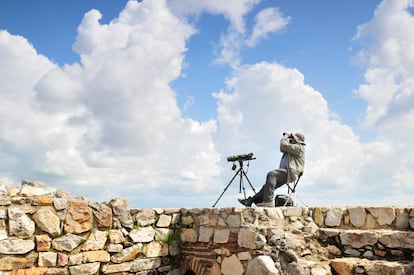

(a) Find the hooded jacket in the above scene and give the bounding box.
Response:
[279,137,305,183]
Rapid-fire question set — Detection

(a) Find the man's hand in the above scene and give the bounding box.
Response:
[283,132,292,138]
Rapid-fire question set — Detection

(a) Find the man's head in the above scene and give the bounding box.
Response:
[293,133,305,145]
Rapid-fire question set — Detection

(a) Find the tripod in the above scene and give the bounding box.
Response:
[212,160,256,207]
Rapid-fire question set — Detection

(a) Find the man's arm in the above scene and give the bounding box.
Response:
[280,133,303,156]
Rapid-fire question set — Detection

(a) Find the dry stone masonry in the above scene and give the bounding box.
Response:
[0,180,413,274]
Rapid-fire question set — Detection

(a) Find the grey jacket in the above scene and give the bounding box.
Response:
[279,137,305,183]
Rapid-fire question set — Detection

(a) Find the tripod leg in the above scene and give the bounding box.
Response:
[212,168,242,207]
[239,175,247,199]
[241,169,256,194]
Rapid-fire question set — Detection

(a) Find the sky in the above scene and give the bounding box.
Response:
[1,0,414,208]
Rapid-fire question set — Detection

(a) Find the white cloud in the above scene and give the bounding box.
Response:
[246,7,290,47]
[353,0,414,126]
[167,0,261,33]
[0,0,222,207]
[214,62,366,206]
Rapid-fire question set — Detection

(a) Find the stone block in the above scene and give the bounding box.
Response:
[325,208,344,227]
[38,252,57,267]
[64,200,93,234]
[221,255,244,275]
[108,198,133,228]
[340,230,377,248]
[32,207,61,237]
[8,207,35,238]
[246,255,278,275]
[143,241,168,257]
[102,262,132,274]
[348,207,366,228]
[108,229,125,244]
[130,258,161,272]
[111,245,141,263]
[0,239,34,254]
[52,234,86,252]
[82,230,108,251]
[284,207,303,217]
[213,228,230,243]
[180,228,197,243]
[35,234,52,252]
[238,228,265,249]
[68,263,100,274]
[367,207,395,226]
[198,227,213,242]
[129,227,155,243]
[226,214,241,227]
[82,250,110,263]
[156,214,172,228]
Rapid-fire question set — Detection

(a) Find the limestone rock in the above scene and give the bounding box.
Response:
[89,202,113,228]
[102,262,132,273]
[111,244,142,263]
[109,229,125,244]
[395,209,409,229]
[246,255,279,275]
[52,234,86,252]
[348,207,366,228]
[135,209,156,226]
[68,253,82,266]
[82,230,108,251]
[108,198,133,228]
[0,251,37,270]
[32,207,61,237]
[367,207,395,226]
[325,208,344,227]
[378,231,414,249]
[340,230,377,248]
[57,252,69,266]
[130,258,161,272]
[238,228,266,249]
[0,239,35,254]
[53,198,67,211]
[199,227,213,242]
[46,267,69,275]
[129,227,156,243]
[69,262,100,275]
[64,200,93,234]
[8,206,35,238]
[213,228,230,243]
[156,214,172,227]
[221,255,244,275]
[180,228,197,243]
[143,241,169,257]
[38,252,57,267]
[35,234,52,252]
[20,180,56,197]
[82,250,110,263]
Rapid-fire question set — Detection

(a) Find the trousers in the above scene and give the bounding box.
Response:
[252,169,287,204]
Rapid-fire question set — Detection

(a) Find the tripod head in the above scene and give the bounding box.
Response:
[227,152,256,170]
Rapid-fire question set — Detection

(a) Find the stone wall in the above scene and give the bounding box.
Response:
[0,181,413,275]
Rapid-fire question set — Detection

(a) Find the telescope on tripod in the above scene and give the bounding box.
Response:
[212,152,257,207]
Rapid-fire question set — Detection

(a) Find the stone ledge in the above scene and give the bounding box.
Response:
[330,257,413,275]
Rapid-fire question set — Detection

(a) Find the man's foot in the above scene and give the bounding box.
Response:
[238,197,253,207]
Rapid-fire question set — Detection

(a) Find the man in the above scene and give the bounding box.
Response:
[238,132,305,207]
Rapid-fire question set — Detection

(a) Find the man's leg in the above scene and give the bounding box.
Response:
[238,169,286,207]
[260,169,287,204]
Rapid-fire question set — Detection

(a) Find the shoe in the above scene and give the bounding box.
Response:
[238,197,253,207]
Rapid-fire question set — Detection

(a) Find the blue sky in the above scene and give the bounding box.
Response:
[1,0,414,208]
